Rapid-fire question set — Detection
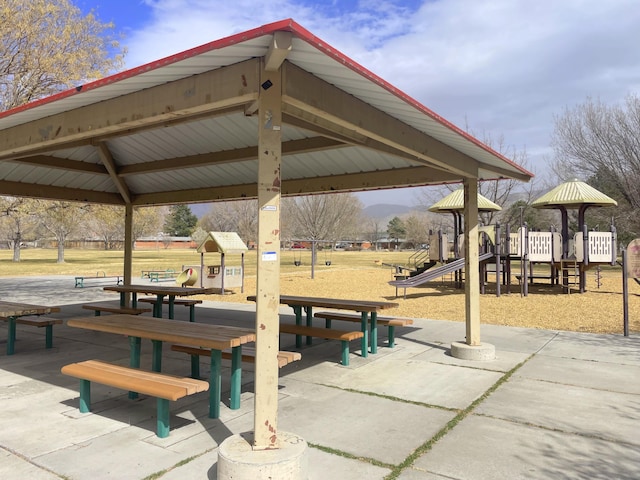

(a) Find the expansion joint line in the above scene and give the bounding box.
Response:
[384,354,535,480]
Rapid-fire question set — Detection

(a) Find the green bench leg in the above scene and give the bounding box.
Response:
[340,340,350,366]
[152,340,162,372]
[229,346,242,410]
[189,354,200,379]
[209,349,222,419]
[45,324,54,348]
[189,305,195,323]
[387,326,396,348]
[157,398,170,438]
[79,379,91,413]
[370,312,378,354]
[305,306,313,345]
[7,317,17,355]
[128,336,141,399]
[360,312,368,358]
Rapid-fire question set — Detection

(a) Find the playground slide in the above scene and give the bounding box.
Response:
[389,253,494,288]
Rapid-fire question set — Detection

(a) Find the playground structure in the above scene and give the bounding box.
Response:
[183,231,248,295]
[389,180,621,298]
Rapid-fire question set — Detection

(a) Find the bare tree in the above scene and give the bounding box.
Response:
[0,197,39,261]
[551,94,640,239]
[198,200,258,246]
[0,0,125,110]
[88,205,124,250]
[132,206,165,249]
[36,201,87,262]
[283,193,363,244]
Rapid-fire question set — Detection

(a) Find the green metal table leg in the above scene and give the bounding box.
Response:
[388,325,396,348]
[45,324,53,348]
[360,311,368,358]
[154,294,164,318]
[168,295,176,319]
[152,340,162,372]
[370,311,378,354]
[128,336,141,399]
[292,305,303,348]
[190,354,200,378]
[157,398,170,438]
[305,306,313,345]
[229,345,242,410]
[208,349,222,418]
[189,304,195,322]
[7,316,17,355]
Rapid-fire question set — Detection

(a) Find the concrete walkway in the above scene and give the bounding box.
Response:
[0,276,638,479]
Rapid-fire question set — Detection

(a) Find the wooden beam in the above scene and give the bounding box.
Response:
[130,165,458,206]
[2,155,107,174]
[283,62,481,178]
[0,59,260,156]
[97,143,131,204]
[264,31,292,72]
[0,180,123,204]
[118,137,345,176]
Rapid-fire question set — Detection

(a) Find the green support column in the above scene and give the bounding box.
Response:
[6,316,17,355]
[128,336,141,399]
[360,312,369,358]
[152,340,162,372]
[79,379,91,413]
[157,398,170,438]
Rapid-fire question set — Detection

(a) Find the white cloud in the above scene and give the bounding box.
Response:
[123,0,640,189]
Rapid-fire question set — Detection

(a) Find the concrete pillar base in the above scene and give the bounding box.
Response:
[450,341,495,361]
[217,431,308,480]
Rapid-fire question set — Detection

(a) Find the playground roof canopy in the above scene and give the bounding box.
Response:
[531,179,618,209]
[197,232,248,254]
[0,19,532,207]
[428,188,502,213]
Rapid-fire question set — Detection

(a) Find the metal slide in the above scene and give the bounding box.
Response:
[389,253,494,289]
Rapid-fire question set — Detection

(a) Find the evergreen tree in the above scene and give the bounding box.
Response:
[387,216,406,249]
[164,205,198,237]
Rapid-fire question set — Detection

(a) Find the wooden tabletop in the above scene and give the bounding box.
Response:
[246,295,399,312]
[0,301,60,317]
[103,285,217,296]
[67,314,255,350]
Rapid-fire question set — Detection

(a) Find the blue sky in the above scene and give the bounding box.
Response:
[75,1,640,207]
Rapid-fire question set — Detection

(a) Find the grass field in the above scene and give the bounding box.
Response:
[1,247,638,334]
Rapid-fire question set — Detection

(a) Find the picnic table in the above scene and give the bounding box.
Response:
[0,301,61,355]
[247,294,399,357]
[103,284,216,319]
[66,314,256,418]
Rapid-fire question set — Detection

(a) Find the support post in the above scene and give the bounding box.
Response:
[463,178,480,346]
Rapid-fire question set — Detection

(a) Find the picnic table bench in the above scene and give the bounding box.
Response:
[141,269,177,282]
[61,359,209,438]
[313,311,413,348]
[279,324,364,366]
[82,302,151,316]
[137,297,202,322]
[0,315,62,349]
[171,344,301,378]
[75,272,123,288]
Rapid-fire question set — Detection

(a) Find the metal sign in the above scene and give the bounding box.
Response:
[627,238,640,279]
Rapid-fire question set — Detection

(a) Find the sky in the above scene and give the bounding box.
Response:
[76,0,640,207]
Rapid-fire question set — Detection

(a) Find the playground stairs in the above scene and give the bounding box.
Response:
[410,260,438,277]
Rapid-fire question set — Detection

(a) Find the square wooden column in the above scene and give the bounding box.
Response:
[463,178,481,345]
[253,62,282,449]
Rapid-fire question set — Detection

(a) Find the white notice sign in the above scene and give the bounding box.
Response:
[262,251,277,262]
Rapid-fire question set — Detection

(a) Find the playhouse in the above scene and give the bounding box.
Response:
[184,232,248,294]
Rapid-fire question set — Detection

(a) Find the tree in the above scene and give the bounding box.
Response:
[551,94,640,240]
[89,205,124,250]
[132,206,164,249]
[36,201,87,262]
[283,193,363,243]
[403,214,431,249]
[0,0,125,111]
[387,216,406,249]
[198,200,258,246]
[164,205,198,237]
[0,197,39,261]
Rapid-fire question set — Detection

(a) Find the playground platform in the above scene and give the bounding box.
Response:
[0,276,639,479]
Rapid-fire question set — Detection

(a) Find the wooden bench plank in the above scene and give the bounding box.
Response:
[0,315,63,349]
[279,324,363,366]
[137,297,202,322]
[61,360,209,438]
[171,344,301,378]
[82,303,151,316]
[313,311,413,348]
